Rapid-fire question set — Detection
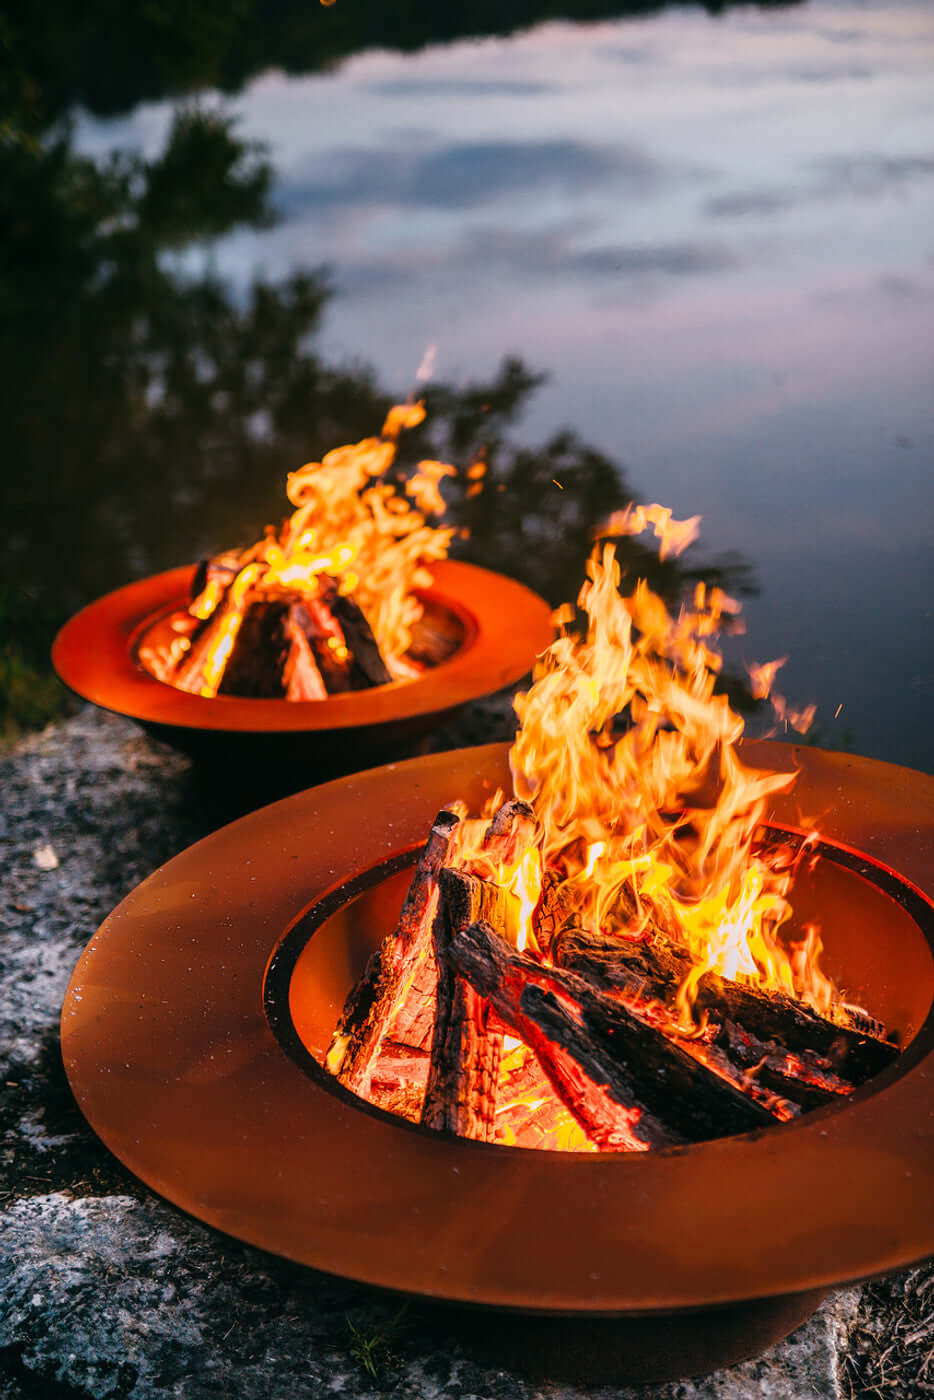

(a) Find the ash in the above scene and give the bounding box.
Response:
[0,707,928,1400]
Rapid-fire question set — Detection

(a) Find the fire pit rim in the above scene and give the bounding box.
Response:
[51,559,553,732]
[61,740,934,1316]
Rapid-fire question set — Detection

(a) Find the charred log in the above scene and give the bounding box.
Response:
[714,1020,849,1112]
[553,927,897,1084]
[447,920,776,1149]
[283,609,329,700]
[481,800,536,867]
[421,868,507,1140]
[326,810,460,1095]
[322,578,393,688]
[289,596,355,694]
[215,601,291,698]
[366,1040,431,1122]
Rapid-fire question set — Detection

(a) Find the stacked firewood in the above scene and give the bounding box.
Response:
[160,554,460,700]
[176,553,393,699]
[325,803,898,1151]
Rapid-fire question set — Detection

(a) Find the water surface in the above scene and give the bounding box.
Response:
[6,0,932,766]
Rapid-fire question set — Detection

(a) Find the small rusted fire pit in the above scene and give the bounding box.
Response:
[61,740,934,1384]
[52,403,553,776]
[51,558,552,772]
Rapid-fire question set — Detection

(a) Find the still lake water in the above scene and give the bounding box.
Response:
[64,1,934,770]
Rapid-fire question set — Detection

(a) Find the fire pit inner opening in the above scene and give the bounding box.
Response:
[266,835,934,1154]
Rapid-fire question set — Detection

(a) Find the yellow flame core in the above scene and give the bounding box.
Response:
[501,528,830,1015]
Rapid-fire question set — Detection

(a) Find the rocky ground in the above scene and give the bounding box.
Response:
[1,708,930,1400]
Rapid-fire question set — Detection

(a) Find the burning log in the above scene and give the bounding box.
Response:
[478,799,536,869]
[417,801,538,1138]
[326,810,460,1095]
[216,600,291,699]
[324,580,393,689]
[421,868,507,1140]
[283,609,328,700]
[190,550,242,603]
[365,1040,431,1121]
[552,927,897,1086]
[289,596,354,694]
[446,918,776,1149]
[283,578,393,695]
[173,578,255,696]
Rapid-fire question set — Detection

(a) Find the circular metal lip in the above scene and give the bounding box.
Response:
[51,559,554,732]
[61,741,934,1316]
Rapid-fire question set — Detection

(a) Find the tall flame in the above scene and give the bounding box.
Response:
[503,507,828,1018]
[281,402,456,668]
[146,403,462,695]
[441,506,828,1023]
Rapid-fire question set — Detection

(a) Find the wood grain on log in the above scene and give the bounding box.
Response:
[480,799,536,868]
[290,596,355,694]
[216,600,291,698]
[326,810,460,1095]
[284,607,329,699]
[421,868,507,1140]
[554,927,896,1084]
[447,920,777,1149]
[322,579,393,688]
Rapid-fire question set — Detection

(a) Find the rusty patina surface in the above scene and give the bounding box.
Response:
[51,561,553,767]
[60,741,934,1380]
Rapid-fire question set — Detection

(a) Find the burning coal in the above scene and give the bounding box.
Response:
[324,507,897,1151]
[139,403,465,698]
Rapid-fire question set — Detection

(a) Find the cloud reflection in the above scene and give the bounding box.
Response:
[368,77,557,97]
[706,151,934,219]
[279,137,690,217]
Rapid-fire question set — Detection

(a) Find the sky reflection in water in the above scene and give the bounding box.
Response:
[75,0,934,768]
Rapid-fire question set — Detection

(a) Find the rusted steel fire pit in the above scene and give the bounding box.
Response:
[61,740,934,1383]
[51,560,552,773]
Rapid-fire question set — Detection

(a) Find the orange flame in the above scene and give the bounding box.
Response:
[600,502,702,560]
[436,509,825,1029]
[147,403,465,694]
[333,505,841,1152]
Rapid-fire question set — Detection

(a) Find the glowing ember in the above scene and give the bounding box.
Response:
[139,403,463,699]
[324,506,896,1151]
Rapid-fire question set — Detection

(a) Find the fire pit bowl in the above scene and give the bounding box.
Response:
[61,741,934,1383]
[51,560,552,776]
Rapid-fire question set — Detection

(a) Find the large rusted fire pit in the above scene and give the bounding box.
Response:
[61,740,934,1383]
[51,560,552,773]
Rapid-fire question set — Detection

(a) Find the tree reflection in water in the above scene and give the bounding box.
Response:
[0,95,756,736]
